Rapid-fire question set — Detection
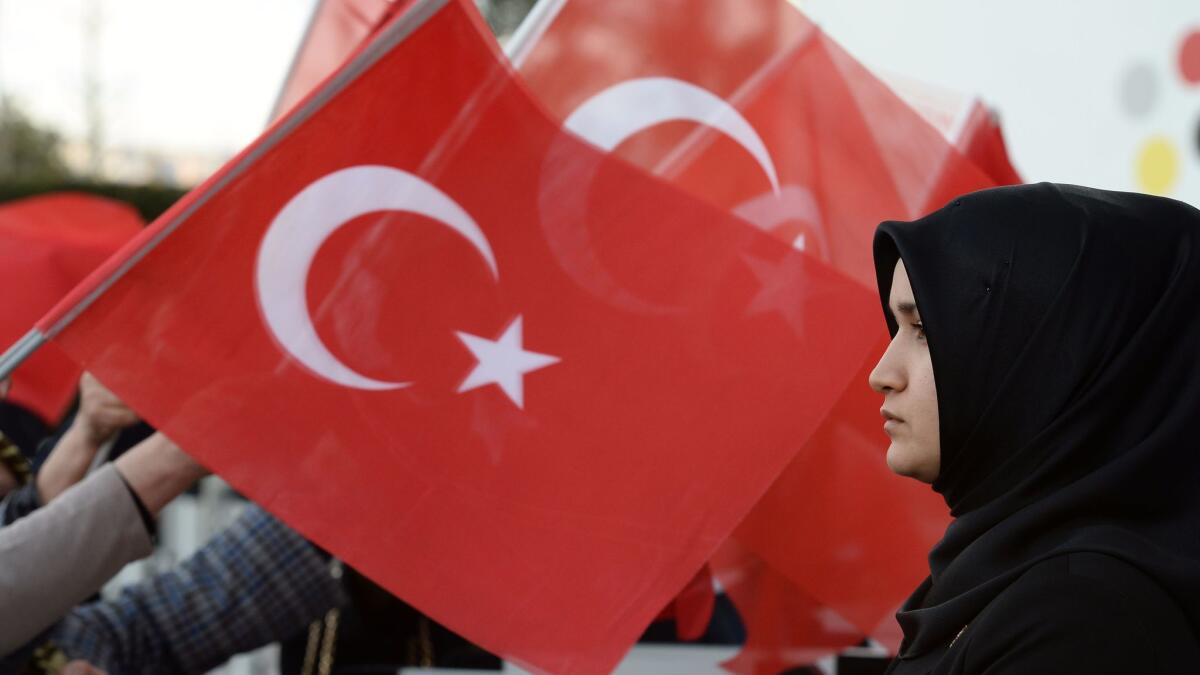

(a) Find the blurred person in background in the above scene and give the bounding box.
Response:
[0,371,489,675]
[1,373,141,526]
[0,377,45,488]
[11,503,345,675]
[0,371,207,656]
[0,371,345,675]
[0,429,207,655]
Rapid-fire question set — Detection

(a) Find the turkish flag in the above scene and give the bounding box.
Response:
[38,1,880,672]
[270,0,415,122]
[513,0,999,288]
[511,0,1012,649]
[883,72,1024,187]
[0,193,142,424]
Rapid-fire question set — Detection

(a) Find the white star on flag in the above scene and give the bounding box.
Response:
[456,316,560,409]
[743,252,809,338]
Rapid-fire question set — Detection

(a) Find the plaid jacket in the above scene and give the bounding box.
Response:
[39,504,345,675]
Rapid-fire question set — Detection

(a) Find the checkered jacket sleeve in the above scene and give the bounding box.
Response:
[47,504,346,675]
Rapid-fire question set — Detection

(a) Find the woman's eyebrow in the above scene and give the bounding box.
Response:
[893,301,919,317]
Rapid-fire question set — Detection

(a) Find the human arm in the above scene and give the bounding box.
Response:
[112,433,207,514]
[0,464,152,655]
[0,433,206,655]
[46,505,346,675]
[36,373,139,504]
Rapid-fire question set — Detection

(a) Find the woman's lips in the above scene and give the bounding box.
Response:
[881,408,904,435]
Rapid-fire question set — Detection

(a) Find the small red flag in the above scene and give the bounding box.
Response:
[653,563,716,642]
[38,1,879,672]
[0,193,142,423]
[712,540,865,675]
[271,0,415,122]
[884,73,1024,187]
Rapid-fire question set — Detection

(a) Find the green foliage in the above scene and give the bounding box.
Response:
[479,0,537,37]
[0,97,71,183]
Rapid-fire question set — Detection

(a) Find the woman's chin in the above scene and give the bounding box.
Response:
[886,443,936,483]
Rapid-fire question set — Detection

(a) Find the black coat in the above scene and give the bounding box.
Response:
[873,185,1200,673]
[885,552,1200,674]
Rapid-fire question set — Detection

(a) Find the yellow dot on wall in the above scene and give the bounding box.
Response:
[1136,136,1180,195]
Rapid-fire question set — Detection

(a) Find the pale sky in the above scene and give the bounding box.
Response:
[2,1,1197,204]
[0,0,316,156]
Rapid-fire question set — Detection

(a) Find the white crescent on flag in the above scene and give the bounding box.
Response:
[564,76,829,258]
[563,76,781,196]
[540,76,806,313]
[255,165,499,390]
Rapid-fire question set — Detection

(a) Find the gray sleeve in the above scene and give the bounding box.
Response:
[0,464,154,655]
[49,504,346,675]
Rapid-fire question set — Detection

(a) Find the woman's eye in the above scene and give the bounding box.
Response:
[913,322,926,340]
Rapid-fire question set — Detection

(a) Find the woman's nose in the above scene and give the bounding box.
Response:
[868,338,905,394]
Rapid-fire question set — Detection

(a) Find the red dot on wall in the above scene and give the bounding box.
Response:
[1181,29,1200,84]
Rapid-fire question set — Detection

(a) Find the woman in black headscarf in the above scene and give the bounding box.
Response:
[869,182,1200,673]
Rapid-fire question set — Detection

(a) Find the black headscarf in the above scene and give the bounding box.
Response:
[873,182,1200,659]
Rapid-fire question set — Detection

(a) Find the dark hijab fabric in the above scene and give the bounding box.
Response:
[872,183,1200,659]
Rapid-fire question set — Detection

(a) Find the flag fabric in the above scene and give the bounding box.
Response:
[0,193,142,424]
[653,563,716,642]
[711,540,865,675]
[882,72,1024,186]
[510,0,1012,654]
[730,340,949,639]
[38,1,881,672]
[270,0,413,122]
[512,0,998,289]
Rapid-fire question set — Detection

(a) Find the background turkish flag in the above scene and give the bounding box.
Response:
[40,1,882,672]
[0,193,142,426]
[510,0,1024,663]
[513,0,998,287]
[270,0,416,122]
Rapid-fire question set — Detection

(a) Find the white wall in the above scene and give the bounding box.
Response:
[798,0,1200,205]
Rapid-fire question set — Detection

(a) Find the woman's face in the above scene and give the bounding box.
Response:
[869,260,941,483]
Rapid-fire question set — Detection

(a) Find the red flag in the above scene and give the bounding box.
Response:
[0,193,142,424]
[37,1,880,672]
[653,563,716,642]
[883,72,1024,186]
[270,0,414,122]
[510,0,993,646]
[513,0,998,289]
[712,540,865,675]
[732,339,948,635]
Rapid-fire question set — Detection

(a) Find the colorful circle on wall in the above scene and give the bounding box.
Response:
[1195,113,1200,159]
[1136,136,1180,195]
[1181,29,1200,85]
[1119,62,1158,118]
